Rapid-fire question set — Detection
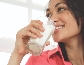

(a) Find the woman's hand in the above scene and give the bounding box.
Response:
[14,20,45,56]
[7,20,50,65]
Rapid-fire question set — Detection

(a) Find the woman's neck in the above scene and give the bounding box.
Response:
[64,35,84,65]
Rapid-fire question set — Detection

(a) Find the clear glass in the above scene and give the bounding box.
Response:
[26,16,55,56]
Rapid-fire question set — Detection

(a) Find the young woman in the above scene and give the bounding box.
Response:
[7,0,84,65]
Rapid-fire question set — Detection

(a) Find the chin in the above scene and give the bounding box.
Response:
[53,38,62,42]
[52,35,64,42]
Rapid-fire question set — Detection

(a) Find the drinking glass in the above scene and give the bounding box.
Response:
[27,16,55,56]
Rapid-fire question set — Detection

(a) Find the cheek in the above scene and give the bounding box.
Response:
[63,14,80,36]
[59,13,71,22]
[52,33,66,42]
[59,11,74,21]
[53,13,81,42]
[60,12,78,28]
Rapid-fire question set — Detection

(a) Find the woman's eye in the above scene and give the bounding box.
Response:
[46,14,50,17]
[58,7,66,12]
[46,14,52,18]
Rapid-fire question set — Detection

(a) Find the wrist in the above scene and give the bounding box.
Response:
[7,49,24,65]
[12,49,25,57]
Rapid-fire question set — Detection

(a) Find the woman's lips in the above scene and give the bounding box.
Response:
[54,25,65,33]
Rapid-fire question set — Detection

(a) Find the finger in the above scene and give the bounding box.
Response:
[31,20,43,24]
[28,26,43,37]
[30,20,45,32]
[26,31,38,38]
[17,30,37,39]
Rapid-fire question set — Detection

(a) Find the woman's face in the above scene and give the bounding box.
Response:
[47,0,81,42]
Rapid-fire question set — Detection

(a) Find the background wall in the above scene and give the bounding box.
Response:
[0,0,58,65]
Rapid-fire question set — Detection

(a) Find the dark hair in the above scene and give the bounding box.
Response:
[60,0,84,61]
[48,0,84,61]
[65,0,84,38]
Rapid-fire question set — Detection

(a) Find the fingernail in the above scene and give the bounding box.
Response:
[39,34,43,37]
[40,27,45,31]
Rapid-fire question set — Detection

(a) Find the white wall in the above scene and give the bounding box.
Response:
[0,0,58,65]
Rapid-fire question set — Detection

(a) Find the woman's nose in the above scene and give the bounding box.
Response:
[54,21,57,22]
[50,13,59,22]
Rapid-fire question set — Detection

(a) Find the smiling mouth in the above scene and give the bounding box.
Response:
[55,25,65,30]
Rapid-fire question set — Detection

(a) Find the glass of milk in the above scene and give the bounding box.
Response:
[27,16,55,56]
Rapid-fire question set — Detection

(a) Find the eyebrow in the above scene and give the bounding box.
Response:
[46,2,65,12]
[55,2,65,7]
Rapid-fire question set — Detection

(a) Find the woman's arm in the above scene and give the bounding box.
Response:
[7,50,24,65]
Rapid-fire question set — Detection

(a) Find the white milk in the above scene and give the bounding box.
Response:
[29,24,55,46]
[28,24,55,56]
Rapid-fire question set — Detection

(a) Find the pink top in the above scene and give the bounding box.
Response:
[26,45,72,65]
